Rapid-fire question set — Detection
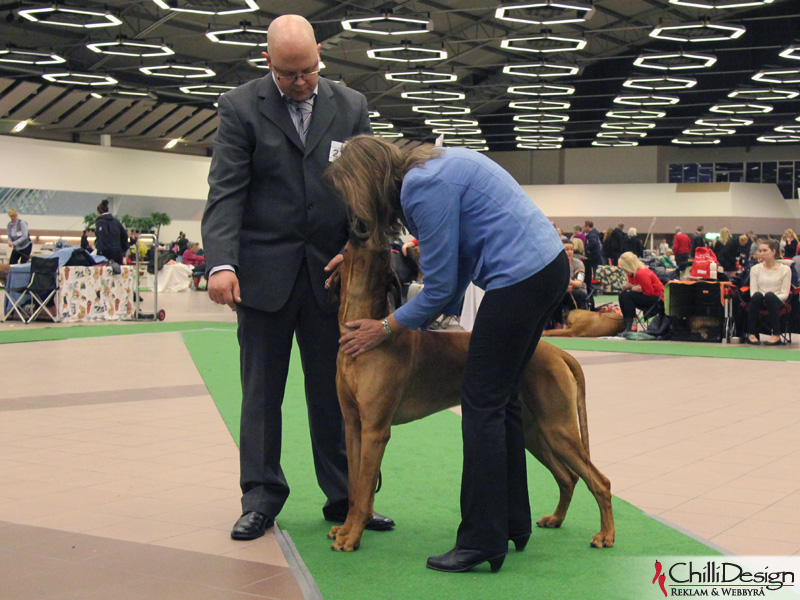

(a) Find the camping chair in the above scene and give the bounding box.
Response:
[738,285,797,344]
[1,256,60,323]
[634,293,665,333]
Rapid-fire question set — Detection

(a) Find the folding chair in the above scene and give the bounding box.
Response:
[1,256,60,323]
[739,285,797,344]
[634,293,665,333]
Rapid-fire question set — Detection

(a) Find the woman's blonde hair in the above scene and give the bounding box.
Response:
[618,251,646,274]
[719,227,731,245]
[8,208,18,219]
[571,236,584,254]
[324,135,442,248]
[785,229,798,242]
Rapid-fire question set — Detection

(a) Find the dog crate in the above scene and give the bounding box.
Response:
[665,281,725,343]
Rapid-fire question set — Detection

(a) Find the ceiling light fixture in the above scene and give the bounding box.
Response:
[444,138,488,145]
[682,127,736,135]
[500,33,587,53]
[597,131,648,138]
[87,39,174,58]
[669,0,774,8]
[516,142,562,149]
[206,22,268,46]
[90,87,157,100]
[613,94,680,106]
[0,48,65,65]
[367,42,447,62]
[140,64,216,78]
[650,20,745,43]
[773,124,800,133]
[709,102,772,114]
[503,62,580,77]
[672,136,721,145]
[509,99,571,110]
[153,0,258,15]
[756,134,800,143]
[431,127,482,135]
[42,72,117,86]
[752,68,800,84]
[592,139,638,147]
[370,121,395,130]
[606,109,666,119]
[496,1,595,26]
[411,105,471,115]
[513,113,569,123]
[601,121,656,130]
[728,87,799,100]
[17,5,123,28]
[623,75,697,90]
[633,52,717,71]
[507,84,575,96]
[342,13,430,35]
[424,118,479,127]
[179,83,236,96]
[516,135,564,143]
[695,116,753,127]
[385,71,457,84]
[780,45,800,61]
[11,120,29,133]
[247,56,269,69]
[375,131,404,138]
[164,138,181,149]
[514,125,565,132]
[401,90,465,102]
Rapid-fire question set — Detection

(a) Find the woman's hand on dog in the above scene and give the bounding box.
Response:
[340,319,388,357]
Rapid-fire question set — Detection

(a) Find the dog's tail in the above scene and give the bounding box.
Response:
[564,351,590,458]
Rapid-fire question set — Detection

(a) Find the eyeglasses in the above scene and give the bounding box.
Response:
[273,69,320,83]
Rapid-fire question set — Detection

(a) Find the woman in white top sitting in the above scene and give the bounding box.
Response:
[747,239,792,346]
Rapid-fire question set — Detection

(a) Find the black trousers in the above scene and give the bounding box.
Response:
[748,291,782,336]
[619,290,660,319]
[456,251,569,554]
[236,261,348,518]
[9,245,31,264]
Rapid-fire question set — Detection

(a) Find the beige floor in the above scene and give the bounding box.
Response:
[1,289,799,599]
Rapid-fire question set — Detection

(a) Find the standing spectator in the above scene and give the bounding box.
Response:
[201,14,392,541]
[713,227,731,258]
[746,240,791,346]
[80,229,93,252]
[94,199,129,264]
[623,226,644,258]
[746,231,759,258]
[782,229,798,258]
[583,220,602,284]
[735,234,751,270]
[7,209,32,264]
[690,225,707,256]
[617,251,664,335]
[718,228,739,273]
[673,226,691,266]
[571,224,586,246]
[602,228,614,265]
[658,239,669,256]
[606,223,626,265]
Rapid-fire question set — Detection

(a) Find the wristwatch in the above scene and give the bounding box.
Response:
[381,318,393,336]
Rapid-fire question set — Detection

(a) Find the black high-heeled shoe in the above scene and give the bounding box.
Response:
[510,533,531,551]
[426,547,507,573]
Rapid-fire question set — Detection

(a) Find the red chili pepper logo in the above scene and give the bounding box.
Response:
[653,560,667,597]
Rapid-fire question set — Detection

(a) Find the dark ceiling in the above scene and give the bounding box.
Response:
[1,0,799,156]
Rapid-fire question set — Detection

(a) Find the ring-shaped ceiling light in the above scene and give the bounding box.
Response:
[514,124,565,132]
[370,121,395,130]
[623,76,697,90]
[206,23,268,46]
[140,64,216,78]
[728,87,799,100]
[247,56,269,69]
[509,100,571,110]
[496,1,595,25]
[593,139,639,147]
[500,33,586,53]
[673,136,721,145]
[153,0,258,15]
[669,0,773,7]
[86,40,174,58]
[90,87,157,100]
[614,94,680,106]
[597,131,648,138]
[513,113,569,123]
[757,134,800,143]
[17,6,122,28]
[375,131,404,138]
[774,124,800,134]
[179,83,236,96]
[650,21,745,43]
[601,121,656,130]
[385,71,457,84]
[606,109,666,119]
[752,69,800,85]
[424,118,479,127]
[508,84,575,96]
[412,105,471,115]
[709,102,772,114]
[695,116,753,127]
[342,13,430,35]
[0,49,65,65]
[368,111,380,118]
[780,45,800,61]
[634,52,717,71]
[503,62,580,77]
[367,45,447,62]
[516,135,564,143]
[431,127,482,135]
[445,138,487,145]
[401,90,465,102]
[683,127,736,135]
[42,72,117,86]
[517,142,562,149]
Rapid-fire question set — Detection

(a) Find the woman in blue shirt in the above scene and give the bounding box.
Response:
[326,135,568,573]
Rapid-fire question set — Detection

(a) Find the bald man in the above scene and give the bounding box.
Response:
[202,14,393,540]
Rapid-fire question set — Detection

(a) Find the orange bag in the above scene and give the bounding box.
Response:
[689,247,717,279]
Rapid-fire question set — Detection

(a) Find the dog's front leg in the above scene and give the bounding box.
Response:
[329,389,361,545]
[332,425,391,552]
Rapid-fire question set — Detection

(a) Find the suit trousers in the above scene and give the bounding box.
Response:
[237,260,348,518]
[456,251,569,554]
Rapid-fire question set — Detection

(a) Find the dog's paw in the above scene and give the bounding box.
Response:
[331,535,361,552]
[327,525,342,540]
[590,532,614,548]
[536,515,564,529]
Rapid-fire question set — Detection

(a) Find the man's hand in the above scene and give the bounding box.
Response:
[207,270,241,310]
[324,253,344,289]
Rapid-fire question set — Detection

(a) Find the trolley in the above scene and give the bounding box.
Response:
[132,233,166,321]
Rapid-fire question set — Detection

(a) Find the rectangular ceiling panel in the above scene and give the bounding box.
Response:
[141,106,196,138]
[34,91,89,126]
[183,116,218,143]
[8,86,66,121]
[80,100,134,131]
[53,97,109,129]
[122,104,178,136]
[100,102,153,134]
[0,82,41,119]
[163,108,215,139]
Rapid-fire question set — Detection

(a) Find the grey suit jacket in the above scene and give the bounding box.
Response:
[202,75,371,313]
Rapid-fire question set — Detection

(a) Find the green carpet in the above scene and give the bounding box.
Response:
[0,321,235,345]
[182,329,724,600]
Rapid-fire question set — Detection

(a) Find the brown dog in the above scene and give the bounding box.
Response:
[543,309,625,338]
[328,244,614,553]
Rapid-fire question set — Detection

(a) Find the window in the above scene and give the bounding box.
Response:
[668,159,799,198]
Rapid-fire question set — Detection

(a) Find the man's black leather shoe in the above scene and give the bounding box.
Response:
[426,547,506,573]
[231,511,274,540]
[323,510,396,531]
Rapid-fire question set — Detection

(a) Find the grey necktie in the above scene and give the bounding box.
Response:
[288,95,315,144]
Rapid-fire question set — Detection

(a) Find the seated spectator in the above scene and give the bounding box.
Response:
[746,239,791,346]
[617,251,664,334]
[570,236,585,259]
[560,241,587,315]
[623,227,643,257]
[182,242,205,266]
